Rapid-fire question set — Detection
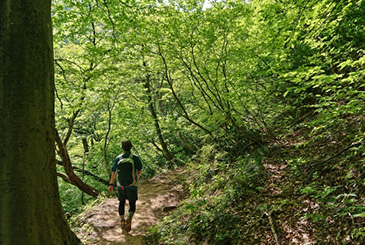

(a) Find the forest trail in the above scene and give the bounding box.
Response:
[75,169,187,244]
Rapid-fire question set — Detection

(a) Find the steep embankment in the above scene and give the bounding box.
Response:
[73,169,187,244]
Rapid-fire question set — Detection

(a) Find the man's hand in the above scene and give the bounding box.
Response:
[109,185,114,193]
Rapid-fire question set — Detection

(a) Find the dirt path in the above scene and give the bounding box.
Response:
[75,169,187,244]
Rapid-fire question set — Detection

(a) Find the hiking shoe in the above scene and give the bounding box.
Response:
[120,219,126,229]
[125,218,132,232]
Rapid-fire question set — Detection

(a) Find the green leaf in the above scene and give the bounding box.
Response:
[352,213,365,218]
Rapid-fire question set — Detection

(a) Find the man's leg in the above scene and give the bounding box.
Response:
[118,198,126,217]
[128,200,136,218]
[117,188,127,228]
[125,187,138,232]
[125,199,135,232]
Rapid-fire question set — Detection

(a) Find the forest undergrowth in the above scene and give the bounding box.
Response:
[144,114,364,244]
[67,111,364,244]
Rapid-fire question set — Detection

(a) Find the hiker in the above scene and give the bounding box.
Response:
[109,139,142,232]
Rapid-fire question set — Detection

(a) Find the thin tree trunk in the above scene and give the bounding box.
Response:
[143,61,174,161]
[82,138,89,153]
[103,102,113,177]
[0,1,80,243]
[55,130,99,198]
[158,45,217,143]
[54,95,99,197]
[81,152,86,205]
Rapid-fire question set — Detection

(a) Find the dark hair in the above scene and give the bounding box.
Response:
[121,139,133,151]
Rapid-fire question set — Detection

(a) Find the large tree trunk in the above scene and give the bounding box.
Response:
[0,1,80,244]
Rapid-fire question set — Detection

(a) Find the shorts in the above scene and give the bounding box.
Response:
[117,186,138,202]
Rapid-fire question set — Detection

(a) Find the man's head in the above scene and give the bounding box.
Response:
[121,139,133,151]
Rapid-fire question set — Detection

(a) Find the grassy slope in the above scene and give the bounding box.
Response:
[144,114,364,244]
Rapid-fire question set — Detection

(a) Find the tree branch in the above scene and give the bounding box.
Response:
[57,171,71,183]
[57,160,108,186]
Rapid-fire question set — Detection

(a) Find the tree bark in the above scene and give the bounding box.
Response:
[0,1,80,243]
[55,130,99,198]
[57,172,72,184]
[56,160,109,186]
[82,138,89,153]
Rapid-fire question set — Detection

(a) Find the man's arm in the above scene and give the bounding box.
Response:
[133,155,142,182]
[109,172,117,193]
[137,170,142,182]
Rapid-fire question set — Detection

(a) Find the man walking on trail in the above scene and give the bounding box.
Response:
[109,139,142,232]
